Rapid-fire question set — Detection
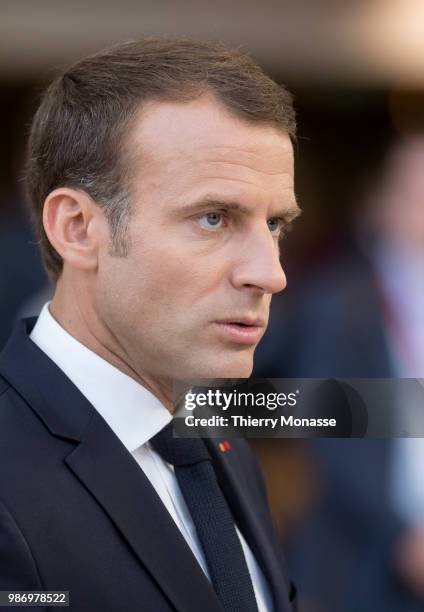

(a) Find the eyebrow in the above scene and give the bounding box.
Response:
[177,196,302,224]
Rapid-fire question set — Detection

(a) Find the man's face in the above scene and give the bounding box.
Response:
[95,94,298,382]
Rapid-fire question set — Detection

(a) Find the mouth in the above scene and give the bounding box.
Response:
[213,317,266,345]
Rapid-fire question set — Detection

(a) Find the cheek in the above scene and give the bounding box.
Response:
[101,239,227,327]
[149,251,223,304]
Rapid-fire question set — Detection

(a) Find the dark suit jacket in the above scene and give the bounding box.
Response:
[0,318,296,612]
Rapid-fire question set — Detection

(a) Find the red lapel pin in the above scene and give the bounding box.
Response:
[218,440,231,453]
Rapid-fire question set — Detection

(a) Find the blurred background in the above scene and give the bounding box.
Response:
[1,1,424,610]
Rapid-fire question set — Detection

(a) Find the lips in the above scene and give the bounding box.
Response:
[213,317,266,345]
[217,316,266,327]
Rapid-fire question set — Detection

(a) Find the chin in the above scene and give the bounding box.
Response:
[195,352,254,380]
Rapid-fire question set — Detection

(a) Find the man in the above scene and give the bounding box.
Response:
[0,38,300,611]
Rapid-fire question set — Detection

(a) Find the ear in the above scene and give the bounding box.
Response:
[43,187,104,273]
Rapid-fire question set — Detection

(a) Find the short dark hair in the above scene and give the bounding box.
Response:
[26,37,296,281]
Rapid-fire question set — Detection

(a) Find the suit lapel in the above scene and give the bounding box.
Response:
[65,411,222,612]
[0,320,222,612]
[205,437,293,612]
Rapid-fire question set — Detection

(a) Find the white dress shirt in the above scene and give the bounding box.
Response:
[30,303,273,612]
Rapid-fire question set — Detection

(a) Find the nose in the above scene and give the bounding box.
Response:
[231,229,287,294]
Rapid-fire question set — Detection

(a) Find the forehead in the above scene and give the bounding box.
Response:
[125,94,294,204]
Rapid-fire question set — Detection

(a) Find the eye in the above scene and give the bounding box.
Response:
[198,212,224,229]
[267,217,282,235]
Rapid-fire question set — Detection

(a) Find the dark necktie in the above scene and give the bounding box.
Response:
[151,422,259,612]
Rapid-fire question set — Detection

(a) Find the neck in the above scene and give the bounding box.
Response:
[50,280,176,412]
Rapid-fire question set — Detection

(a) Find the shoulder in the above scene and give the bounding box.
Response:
[0,376,18,431]
[0,373,59,472]
[0,374,31,430]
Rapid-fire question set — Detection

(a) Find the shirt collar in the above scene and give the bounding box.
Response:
[30,303,172,452]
